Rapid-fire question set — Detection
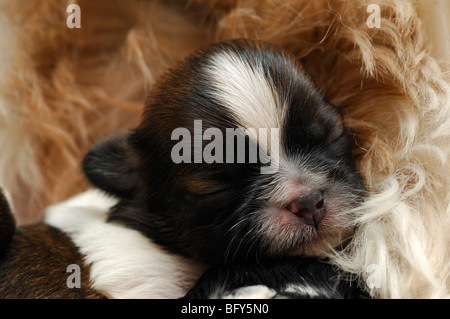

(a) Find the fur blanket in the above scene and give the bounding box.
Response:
[0,0,448,298]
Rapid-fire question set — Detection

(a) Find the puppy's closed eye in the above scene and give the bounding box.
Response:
[184,179,228,196]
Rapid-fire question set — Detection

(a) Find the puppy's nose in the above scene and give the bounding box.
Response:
[286,190,325,228]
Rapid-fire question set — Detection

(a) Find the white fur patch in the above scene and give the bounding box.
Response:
[206,51,283,135]
[221,285,277,299]
[205,49,299,177]
[283,283,324,298]
[45,189,205,299]
[220,284,331,299]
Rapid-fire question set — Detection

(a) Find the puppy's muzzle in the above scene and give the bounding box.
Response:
[286,190,325,228]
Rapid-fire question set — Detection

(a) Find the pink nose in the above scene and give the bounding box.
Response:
[286,190,325,228]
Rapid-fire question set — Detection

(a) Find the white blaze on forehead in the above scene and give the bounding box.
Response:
[205,50,283,139]
[205,50,286,174]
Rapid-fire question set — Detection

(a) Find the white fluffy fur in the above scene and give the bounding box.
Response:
[45,189,205,299]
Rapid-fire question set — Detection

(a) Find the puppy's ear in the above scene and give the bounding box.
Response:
[82,133,139,199]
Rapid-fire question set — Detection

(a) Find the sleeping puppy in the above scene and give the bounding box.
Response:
[82,38,366,265]
[0,39,365,298]
[82,38,367,297]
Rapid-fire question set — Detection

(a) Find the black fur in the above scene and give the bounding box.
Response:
[184,257,368,299]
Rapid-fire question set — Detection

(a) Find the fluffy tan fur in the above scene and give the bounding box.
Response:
[0,0,212,224]
[0,0,448,298]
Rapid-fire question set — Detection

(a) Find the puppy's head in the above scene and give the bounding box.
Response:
[83,39,365,265]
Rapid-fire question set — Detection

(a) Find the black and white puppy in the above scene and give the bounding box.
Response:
[83,39,367,297]
[83,38,365,265]
[0,39,366,298]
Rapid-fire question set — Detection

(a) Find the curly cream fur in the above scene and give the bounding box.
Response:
[0,0,448,298]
